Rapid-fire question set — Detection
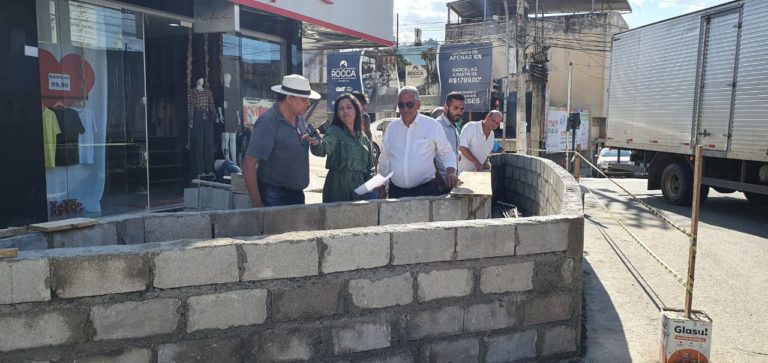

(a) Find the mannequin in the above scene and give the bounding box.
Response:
[221,72,241,165]
[187,77,219,178]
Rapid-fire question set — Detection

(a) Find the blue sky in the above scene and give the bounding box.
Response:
[393,0,734,44]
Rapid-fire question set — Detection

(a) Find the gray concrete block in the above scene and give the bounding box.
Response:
[517,220,570,255]
[421,338,479,363]
[117,217,145,245]
[242,238,318,281]
[480,262,534,294]
[379,199,430,225]
[74,348,152,363]
[0,232,48,251]
[332,322,391,354]
[464,299,519,332]
[253,328,322,361]
[407,306,464,339]
[349,273,413,309]
[0,308,86,351]
[212,210,263,237]
[416,269,472,302]
[52,223,117,248]
[232,193,251,209]
[153,244,239,289]
[183,188,198,209]
[0,258,50,304]
[157,338,241,363]
[469,196,492,219]
[432,197,469,221]
[358,353,414,363]
[51,254,149,298]
[91,299,181,340]
[212,189,233,210]
[324,202,379,229]
[392,228,454,265]
[456,224,515,260]
[272,280,343,321]
[321,232,389,273]
[541,325,577,356]
[523,294,573,326]
[485,330,537,363]
[144,213,211,242]
[198,187,214,209]
[186,289,267,332]
[262,204,323,235]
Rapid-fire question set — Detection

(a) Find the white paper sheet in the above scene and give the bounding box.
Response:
[354,171,394,195]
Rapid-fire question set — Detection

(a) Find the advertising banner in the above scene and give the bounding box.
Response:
[545,107,590,152]
[327,51,363,111]
[437,42,492,112]
[242,98,274,127]
[361,49,399,112]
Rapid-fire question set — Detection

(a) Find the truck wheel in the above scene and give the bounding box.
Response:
[744,192,768,204]
[661,162,693,205]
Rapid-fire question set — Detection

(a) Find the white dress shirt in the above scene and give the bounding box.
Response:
[458,121,495,173]
[379,114,458,188]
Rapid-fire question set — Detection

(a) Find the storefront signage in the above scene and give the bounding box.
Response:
[438,42,492,112]
[48,73,71,91]
[545,107,590,152]
[327,52,363,111]
[243,98,273,127]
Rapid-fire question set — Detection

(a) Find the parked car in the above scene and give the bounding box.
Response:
[369,118,395,165]
[595,148,632,174]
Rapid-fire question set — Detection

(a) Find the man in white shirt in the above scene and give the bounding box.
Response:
[434,92,465,193]
[458,110,502,172]
[378,87,459,198]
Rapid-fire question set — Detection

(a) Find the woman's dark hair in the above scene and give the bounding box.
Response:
[332,93,363,135]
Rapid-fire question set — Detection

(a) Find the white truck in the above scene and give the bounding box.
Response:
[606,0,768,205]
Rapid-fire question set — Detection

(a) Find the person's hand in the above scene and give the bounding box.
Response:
[445,171,459,188]
[376,186,386,199]
[250,197,263,208]
[302,134,320,146]
[473,161,484,171]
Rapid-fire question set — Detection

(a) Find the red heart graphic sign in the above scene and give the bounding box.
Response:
[39,48,95,107]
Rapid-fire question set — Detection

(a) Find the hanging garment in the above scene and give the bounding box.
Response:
[53,107,85,166]
[73,106,97,165]
[42,107,61,168]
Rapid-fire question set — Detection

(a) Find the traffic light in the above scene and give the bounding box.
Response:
[567,112,581,130]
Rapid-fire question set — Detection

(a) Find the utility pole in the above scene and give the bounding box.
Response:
[515,0,527,154]
[502,0,510,148]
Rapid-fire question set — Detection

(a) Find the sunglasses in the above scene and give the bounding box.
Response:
[397,101,416,109]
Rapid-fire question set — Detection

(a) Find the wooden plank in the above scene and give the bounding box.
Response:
[0,226,27,239]
[28,217,98,232]
[450,171,493,196]
[0,248,19,259]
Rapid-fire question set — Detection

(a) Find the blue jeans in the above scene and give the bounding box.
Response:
[258,180,305,207]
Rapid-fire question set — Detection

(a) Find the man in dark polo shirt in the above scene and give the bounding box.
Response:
[242,74,321,207]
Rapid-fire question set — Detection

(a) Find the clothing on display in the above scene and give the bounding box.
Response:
[52,106,85,166]
[42,106,61,168]
[187,87,218,177]
[73,105,97,165]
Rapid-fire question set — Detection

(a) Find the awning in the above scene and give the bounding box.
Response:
[447,0,632,19]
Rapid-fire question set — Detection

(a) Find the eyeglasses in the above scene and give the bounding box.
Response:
[397,101,416,109]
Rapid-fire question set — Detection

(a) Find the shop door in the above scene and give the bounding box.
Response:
[37,0,149,219]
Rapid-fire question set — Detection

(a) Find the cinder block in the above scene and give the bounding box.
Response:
[212,210,263,237]
[0,232,48,251]
[332,322,391,354]
[523,294,573,326]
[212,189,233,210]
[379,199,430,225]
[242,238,318,281]
[421,338,479,363]
[358,353,414,363]
[153,244,239,289]
[114,216,145,245]
[232,193,251,209]
[262,204,323,234]
[52,223,117,248]
[253,328,322,361]
[567,218,584,258]
[349,273,413,309]
[51,254,149,298]
[187,289,267,332]
[75,348,153,363]
[480,262,534,294]
[456,223,515,260]
[468,196,492,219]
[416,269,473,302]
[272,280,343,321]
[321,232,389,273]
[324,202,378,229]
[407,306,464,339]
[392,228,454,265]
[91,299,181,340]
[464,299,519,332]
[541,325,577,356]
[485,330,537,363]
[198,187,214,209]
[431,197,469,221]
[0,258,50,304]
[516,220,570,255]
[0,308,86,351]
[183,188,199,209]
[157,338,241,363]
[144,213,211,242]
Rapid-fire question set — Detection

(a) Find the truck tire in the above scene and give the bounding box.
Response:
[661,162,693,205]
[744,192,768,204]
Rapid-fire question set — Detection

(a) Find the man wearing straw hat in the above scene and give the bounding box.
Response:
[242,74,321,207]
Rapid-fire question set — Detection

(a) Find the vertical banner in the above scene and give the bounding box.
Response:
[327,51,363,111]
[437,42,492,112]
[362,48,399,112]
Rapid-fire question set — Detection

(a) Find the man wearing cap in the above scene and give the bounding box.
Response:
[378,86,458,198]
[242,74,321,207]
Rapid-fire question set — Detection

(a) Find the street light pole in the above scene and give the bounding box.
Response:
[502,0,510,149]
[515,0,527,154]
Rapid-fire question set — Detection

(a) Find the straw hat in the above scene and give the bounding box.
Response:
[271,74,321,99]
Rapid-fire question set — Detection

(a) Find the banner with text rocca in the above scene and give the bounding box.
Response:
[437,42,492,112]
[327,51,363,111]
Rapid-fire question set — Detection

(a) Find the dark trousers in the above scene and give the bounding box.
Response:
[389,179,440,199]
[258,180,305,207]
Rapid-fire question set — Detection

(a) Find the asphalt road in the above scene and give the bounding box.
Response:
[580,177,768,362]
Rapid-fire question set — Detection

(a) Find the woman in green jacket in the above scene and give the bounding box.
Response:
[311,93,374,203]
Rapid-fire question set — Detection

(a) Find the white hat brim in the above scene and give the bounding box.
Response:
[271,84,321,100]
